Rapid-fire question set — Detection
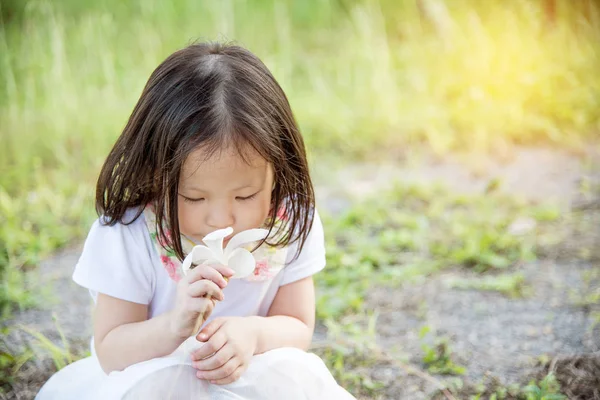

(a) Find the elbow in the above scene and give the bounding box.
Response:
[99,361,116,375]
[94,338,122,375]
[300,320,314,350]
[96,353,122,375]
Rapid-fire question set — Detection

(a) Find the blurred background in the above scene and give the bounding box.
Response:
[1,0,599,399]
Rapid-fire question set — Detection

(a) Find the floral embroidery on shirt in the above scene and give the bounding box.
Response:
[157,229,173,248]
[253,260,271,278]
[160,255,181,282]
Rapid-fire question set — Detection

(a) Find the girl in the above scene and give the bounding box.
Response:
[36,42,356,399]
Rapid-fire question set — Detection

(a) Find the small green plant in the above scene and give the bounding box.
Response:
[317,344,384,396]
[521,373,566,400]
[19,314,73,371]
[419,326,466,376]
[467,373,566,400]
[315,313,385,397]
[570,269,600,312]
[0,327,34,392]
[448,273,530,298]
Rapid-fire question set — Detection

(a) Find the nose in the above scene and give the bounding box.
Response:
[205,200,235,230]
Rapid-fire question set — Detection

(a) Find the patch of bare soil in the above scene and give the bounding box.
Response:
[365,260,599,399]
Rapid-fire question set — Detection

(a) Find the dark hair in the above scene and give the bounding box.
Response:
[96,42,315,261]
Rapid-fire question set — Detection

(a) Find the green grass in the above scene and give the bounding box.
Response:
[19,324,73,371]
[316,182,556,320]
[314,314,386,397]
[0,314,79,394]
[1,0,598,314]
[467,373,566,400]
[419,326,466,376]
[0,326,34,392]
[312,181,564,395]
[448,272,531,298]
[0,1,597,395]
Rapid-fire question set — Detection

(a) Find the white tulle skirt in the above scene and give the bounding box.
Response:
[36,337,356,400]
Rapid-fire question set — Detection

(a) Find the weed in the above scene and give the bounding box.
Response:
[19,314,73,371]
[317,181,555,320]
[0,327,34,392]
[314,313,385,397]
[521,373,566,400]
[419,326,466,376]
[461,372,566,400]
[447,273,531,298]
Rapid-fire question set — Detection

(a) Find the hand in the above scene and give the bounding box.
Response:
[168,265,234,340]
[190,317,258,385]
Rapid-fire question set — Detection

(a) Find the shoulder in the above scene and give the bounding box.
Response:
[82,208,158,266]
[73,207,156,304]
[97,207,147,228]
[279,208,325,285]
[92,208,149,247]
[286,207,324,257]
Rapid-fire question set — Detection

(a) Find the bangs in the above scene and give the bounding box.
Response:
[183,124,280,169]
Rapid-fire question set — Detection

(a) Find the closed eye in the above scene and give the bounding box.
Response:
[236,193,258,201]
[180,194,205,203]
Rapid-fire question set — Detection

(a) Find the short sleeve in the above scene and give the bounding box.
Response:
[280,209,326,286]
[72,211,155,305]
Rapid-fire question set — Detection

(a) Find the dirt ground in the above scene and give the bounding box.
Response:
[362,259,599,399]
[3,146,599,400]
[312,147,600,399]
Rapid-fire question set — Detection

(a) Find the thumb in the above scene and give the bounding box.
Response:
[196,317,226,342]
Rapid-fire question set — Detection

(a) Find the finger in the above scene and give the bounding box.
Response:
[190,300,215,334]
[196,357,241,382]
[207,264,235,280]
[193,343,234,371]
[186,265,230,288]
[186,296,216,315]
[191,328,227,360]
[187,280,224,300]
[208,365,245,385]
[196,317,226,342]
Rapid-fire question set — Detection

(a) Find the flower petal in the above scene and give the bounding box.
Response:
[181,245,218,276]
[226,248,256,278]
[224,228,269,257]
[202,227,233,261]
[191,245,216,265]
[181,252,194,276]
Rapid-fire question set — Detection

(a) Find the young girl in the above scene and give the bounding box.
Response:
[36,42,356,400]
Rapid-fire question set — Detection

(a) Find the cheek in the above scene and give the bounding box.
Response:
[259,191,273,218]
[177,201,199,235]
[239,194,272,227]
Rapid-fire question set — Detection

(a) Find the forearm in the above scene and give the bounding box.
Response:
[95,311,185,373]
[249,315,313,354]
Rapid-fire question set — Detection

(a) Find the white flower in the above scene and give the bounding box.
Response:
[181,227,269,278]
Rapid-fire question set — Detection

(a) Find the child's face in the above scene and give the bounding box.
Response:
[178,145,274,245]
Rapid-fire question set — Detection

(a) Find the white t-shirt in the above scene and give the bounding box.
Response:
[72,208,326,324]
